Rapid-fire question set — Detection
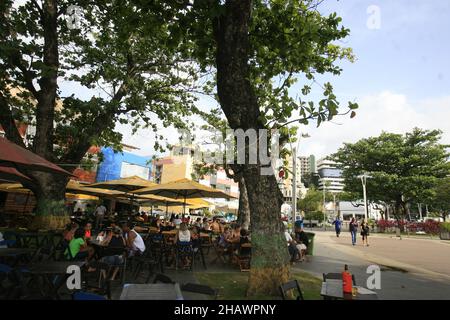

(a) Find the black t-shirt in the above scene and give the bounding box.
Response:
[295,231,309,246]
[108,235,125,248]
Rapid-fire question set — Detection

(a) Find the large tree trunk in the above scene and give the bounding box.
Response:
[244,166,290,296]
[237,176,250,230]
[27,172,70,230]
[213,0,290,296]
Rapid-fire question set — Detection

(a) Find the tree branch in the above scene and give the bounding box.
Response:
[0,92,27,148]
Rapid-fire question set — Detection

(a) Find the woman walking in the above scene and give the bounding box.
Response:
[349,218,358,246]
[361,219,370,246]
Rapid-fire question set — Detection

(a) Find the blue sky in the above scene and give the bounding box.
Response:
[295,0,450,158]
[315,0,450,100]
[54,0,450,159]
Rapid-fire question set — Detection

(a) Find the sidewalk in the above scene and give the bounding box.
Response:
[316,231,450,278]
[294,231,450,299]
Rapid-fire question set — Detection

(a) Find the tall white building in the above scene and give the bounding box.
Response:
[317,158,345,193]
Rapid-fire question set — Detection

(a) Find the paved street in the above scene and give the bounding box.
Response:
[294,231,450,300]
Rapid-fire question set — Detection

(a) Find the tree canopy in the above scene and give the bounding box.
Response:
[331,128,450,219]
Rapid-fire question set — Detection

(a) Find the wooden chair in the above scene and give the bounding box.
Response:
[279,280,304,300]
[235,243,251,272]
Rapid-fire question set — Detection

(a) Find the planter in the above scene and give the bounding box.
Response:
[439,231,450,240]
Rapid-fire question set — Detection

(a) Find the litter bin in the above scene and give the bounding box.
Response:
[305,232,315,256]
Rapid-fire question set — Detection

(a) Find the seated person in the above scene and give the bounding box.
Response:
[236,228,250,252]
[151,218,162,231]
[190,226,201,250]
[84,222,92,239]
[175,223,192,268]
[175,223,191,243]
[194,217,202,229]
[218,226,232,251]
[228,224,242,250]
[284,223,300,263]
[65,228,93,260]
[100,227,126,280]
[210,217,221,233]
[294,227,309,261]
[121,222,146,257]
[201,218,210,231]
[239,228,250,245]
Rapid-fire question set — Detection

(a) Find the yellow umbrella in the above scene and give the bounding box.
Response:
[0,183,29,193]
[134,178,236,214]
[86,176,157,207]
[86,176,156,193]
[66,180,125,198]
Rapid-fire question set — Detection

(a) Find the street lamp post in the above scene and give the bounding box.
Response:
[358,173,372,221]
[323,186,326,230]
[288,132,310,233]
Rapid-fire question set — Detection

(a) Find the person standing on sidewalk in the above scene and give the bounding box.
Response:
[332,216,342,237]
[94,202,107,231]
[361,219,370,246]
[349,217,358,245]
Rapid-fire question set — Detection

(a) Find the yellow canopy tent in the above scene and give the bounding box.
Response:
[134,178,236,214]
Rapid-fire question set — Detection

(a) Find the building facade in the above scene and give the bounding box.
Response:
[317,158,345,193]
[96,146,152,182]
[299,154,316,176]
[152,145,239,213]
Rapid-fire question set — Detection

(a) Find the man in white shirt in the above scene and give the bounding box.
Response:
[121,222,146,256]
[94,203,107,230]
[283,222,299,262]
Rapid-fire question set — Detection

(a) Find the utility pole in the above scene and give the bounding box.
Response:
[333,193,337,218]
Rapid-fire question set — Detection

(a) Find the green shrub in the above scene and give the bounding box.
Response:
[440,222,450,232]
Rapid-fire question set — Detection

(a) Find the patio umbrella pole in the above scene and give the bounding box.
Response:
[23,191,31,213]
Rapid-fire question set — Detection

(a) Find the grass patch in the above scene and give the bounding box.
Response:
[195,270,322,300]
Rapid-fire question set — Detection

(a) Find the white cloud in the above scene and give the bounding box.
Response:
[299,91,450,159]
[119,91,450,160]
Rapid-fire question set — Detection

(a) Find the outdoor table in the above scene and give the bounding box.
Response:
[120,283,184,300]
[28,261,86,299]
[320,279,378,300]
